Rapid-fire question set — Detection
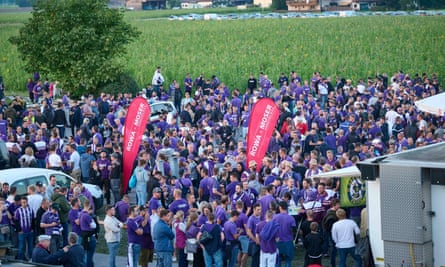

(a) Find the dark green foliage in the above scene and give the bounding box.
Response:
[9,0,141,95]
[272,0,287,10]
[97,73,140,97]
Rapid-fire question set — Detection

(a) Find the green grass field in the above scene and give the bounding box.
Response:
[0,10,444,93]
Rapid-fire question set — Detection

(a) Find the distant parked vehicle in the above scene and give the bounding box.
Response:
[149,101,178,123]
[0,168,104,210]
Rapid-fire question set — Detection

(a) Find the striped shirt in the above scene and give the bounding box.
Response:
[14,206,33,233]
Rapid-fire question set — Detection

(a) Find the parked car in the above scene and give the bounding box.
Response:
[0,141,9,170]
[149,101,178,123]
[0,168,104,210]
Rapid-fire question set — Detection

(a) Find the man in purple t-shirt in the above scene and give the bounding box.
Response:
[148,188,162,216]
[168,189,189,217]
[246,203,261,267]
[256,210,279,267]
[223,210,241,267]
[68,198,82,242]
[273,201,296,267]
[257,185,276,220]
[127,205,144,267]
[79,200,97,267]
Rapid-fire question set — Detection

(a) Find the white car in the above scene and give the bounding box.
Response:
[149,101,178,123]
[0,168,104,209]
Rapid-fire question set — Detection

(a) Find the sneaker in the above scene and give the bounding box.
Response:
[172,256,177,262]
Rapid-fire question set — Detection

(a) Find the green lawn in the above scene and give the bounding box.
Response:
[0,10,444,93]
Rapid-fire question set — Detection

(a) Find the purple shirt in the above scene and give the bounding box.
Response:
[236,212,248,236]
[41,211,61,235]
[256,221,278,253]
[79,210,94,231]
[257,194,275,220]
[223,220,238,241]
[148,197,162,216]
[68,208,81,235]
[247,215,260,242]
[169,199,189,217]
[115,201,129,223]
[14,206,33,233]
[273,213,296,242]
[127,216,142,244]
[214,206,227,226]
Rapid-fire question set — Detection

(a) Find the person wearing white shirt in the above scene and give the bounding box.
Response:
[151,66,164,97]
[47,143,62,171]
[331,209,361,267]
[104,205,123,267]
[27,185,43,218]
[68,144,81,182]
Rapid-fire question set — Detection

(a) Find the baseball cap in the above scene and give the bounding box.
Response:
[36,181,43,187]
[153,187,162,193]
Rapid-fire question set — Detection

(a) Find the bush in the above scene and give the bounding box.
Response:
[97,73,140,97]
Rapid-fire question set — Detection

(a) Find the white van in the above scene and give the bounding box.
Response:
[0,168,104,209]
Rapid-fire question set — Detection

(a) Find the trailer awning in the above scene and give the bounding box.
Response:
[415,92,445,116]
[309,165,361,179]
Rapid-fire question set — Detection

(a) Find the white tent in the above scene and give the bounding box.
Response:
[309,165,361,179]
[415,92,445,116]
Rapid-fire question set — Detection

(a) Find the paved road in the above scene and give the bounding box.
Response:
[94,253,179,267]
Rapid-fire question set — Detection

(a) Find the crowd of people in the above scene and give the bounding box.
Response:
[0,68,442,267]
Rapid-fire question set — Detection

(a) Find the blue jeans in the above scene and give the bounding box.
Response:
[18,231,34,260]
[37,159,46,169]
[276,241,294,267]
[61,222,69,246]
[203,248,222,267]
[107,242,119,267]
[329,235,337,267]
[85,235,96,267]
[157,251,173,267]
[57,126,65,138]
[128,243,141,267]
[225,242,239,267]
[338,247,361,267]
[136,190,147,206]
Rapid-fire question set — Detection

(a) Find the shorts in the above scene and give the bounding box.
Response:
[139,248,154,265]
[239,235,249,253]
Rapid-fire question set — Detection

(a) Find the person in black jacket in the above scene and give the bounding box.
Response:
[54,102,67,138]
[61,232,85,267]
[303,222,323,267]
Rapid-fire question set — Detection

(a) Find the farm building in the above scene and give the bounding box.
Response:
[181,0,212,8]
[254,0,272,8]
[124,0,166,10]
[286,0,374,11]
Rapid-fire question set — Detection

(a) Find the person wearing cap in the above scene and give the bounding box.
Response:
[40,202,63,254]
[273,201,296,267]
[148,187,163,216]
[32,234,67,265]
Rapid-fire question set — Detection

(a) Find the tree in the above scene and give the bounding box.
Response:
[10,0,140,95]
[271,0,287,10]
